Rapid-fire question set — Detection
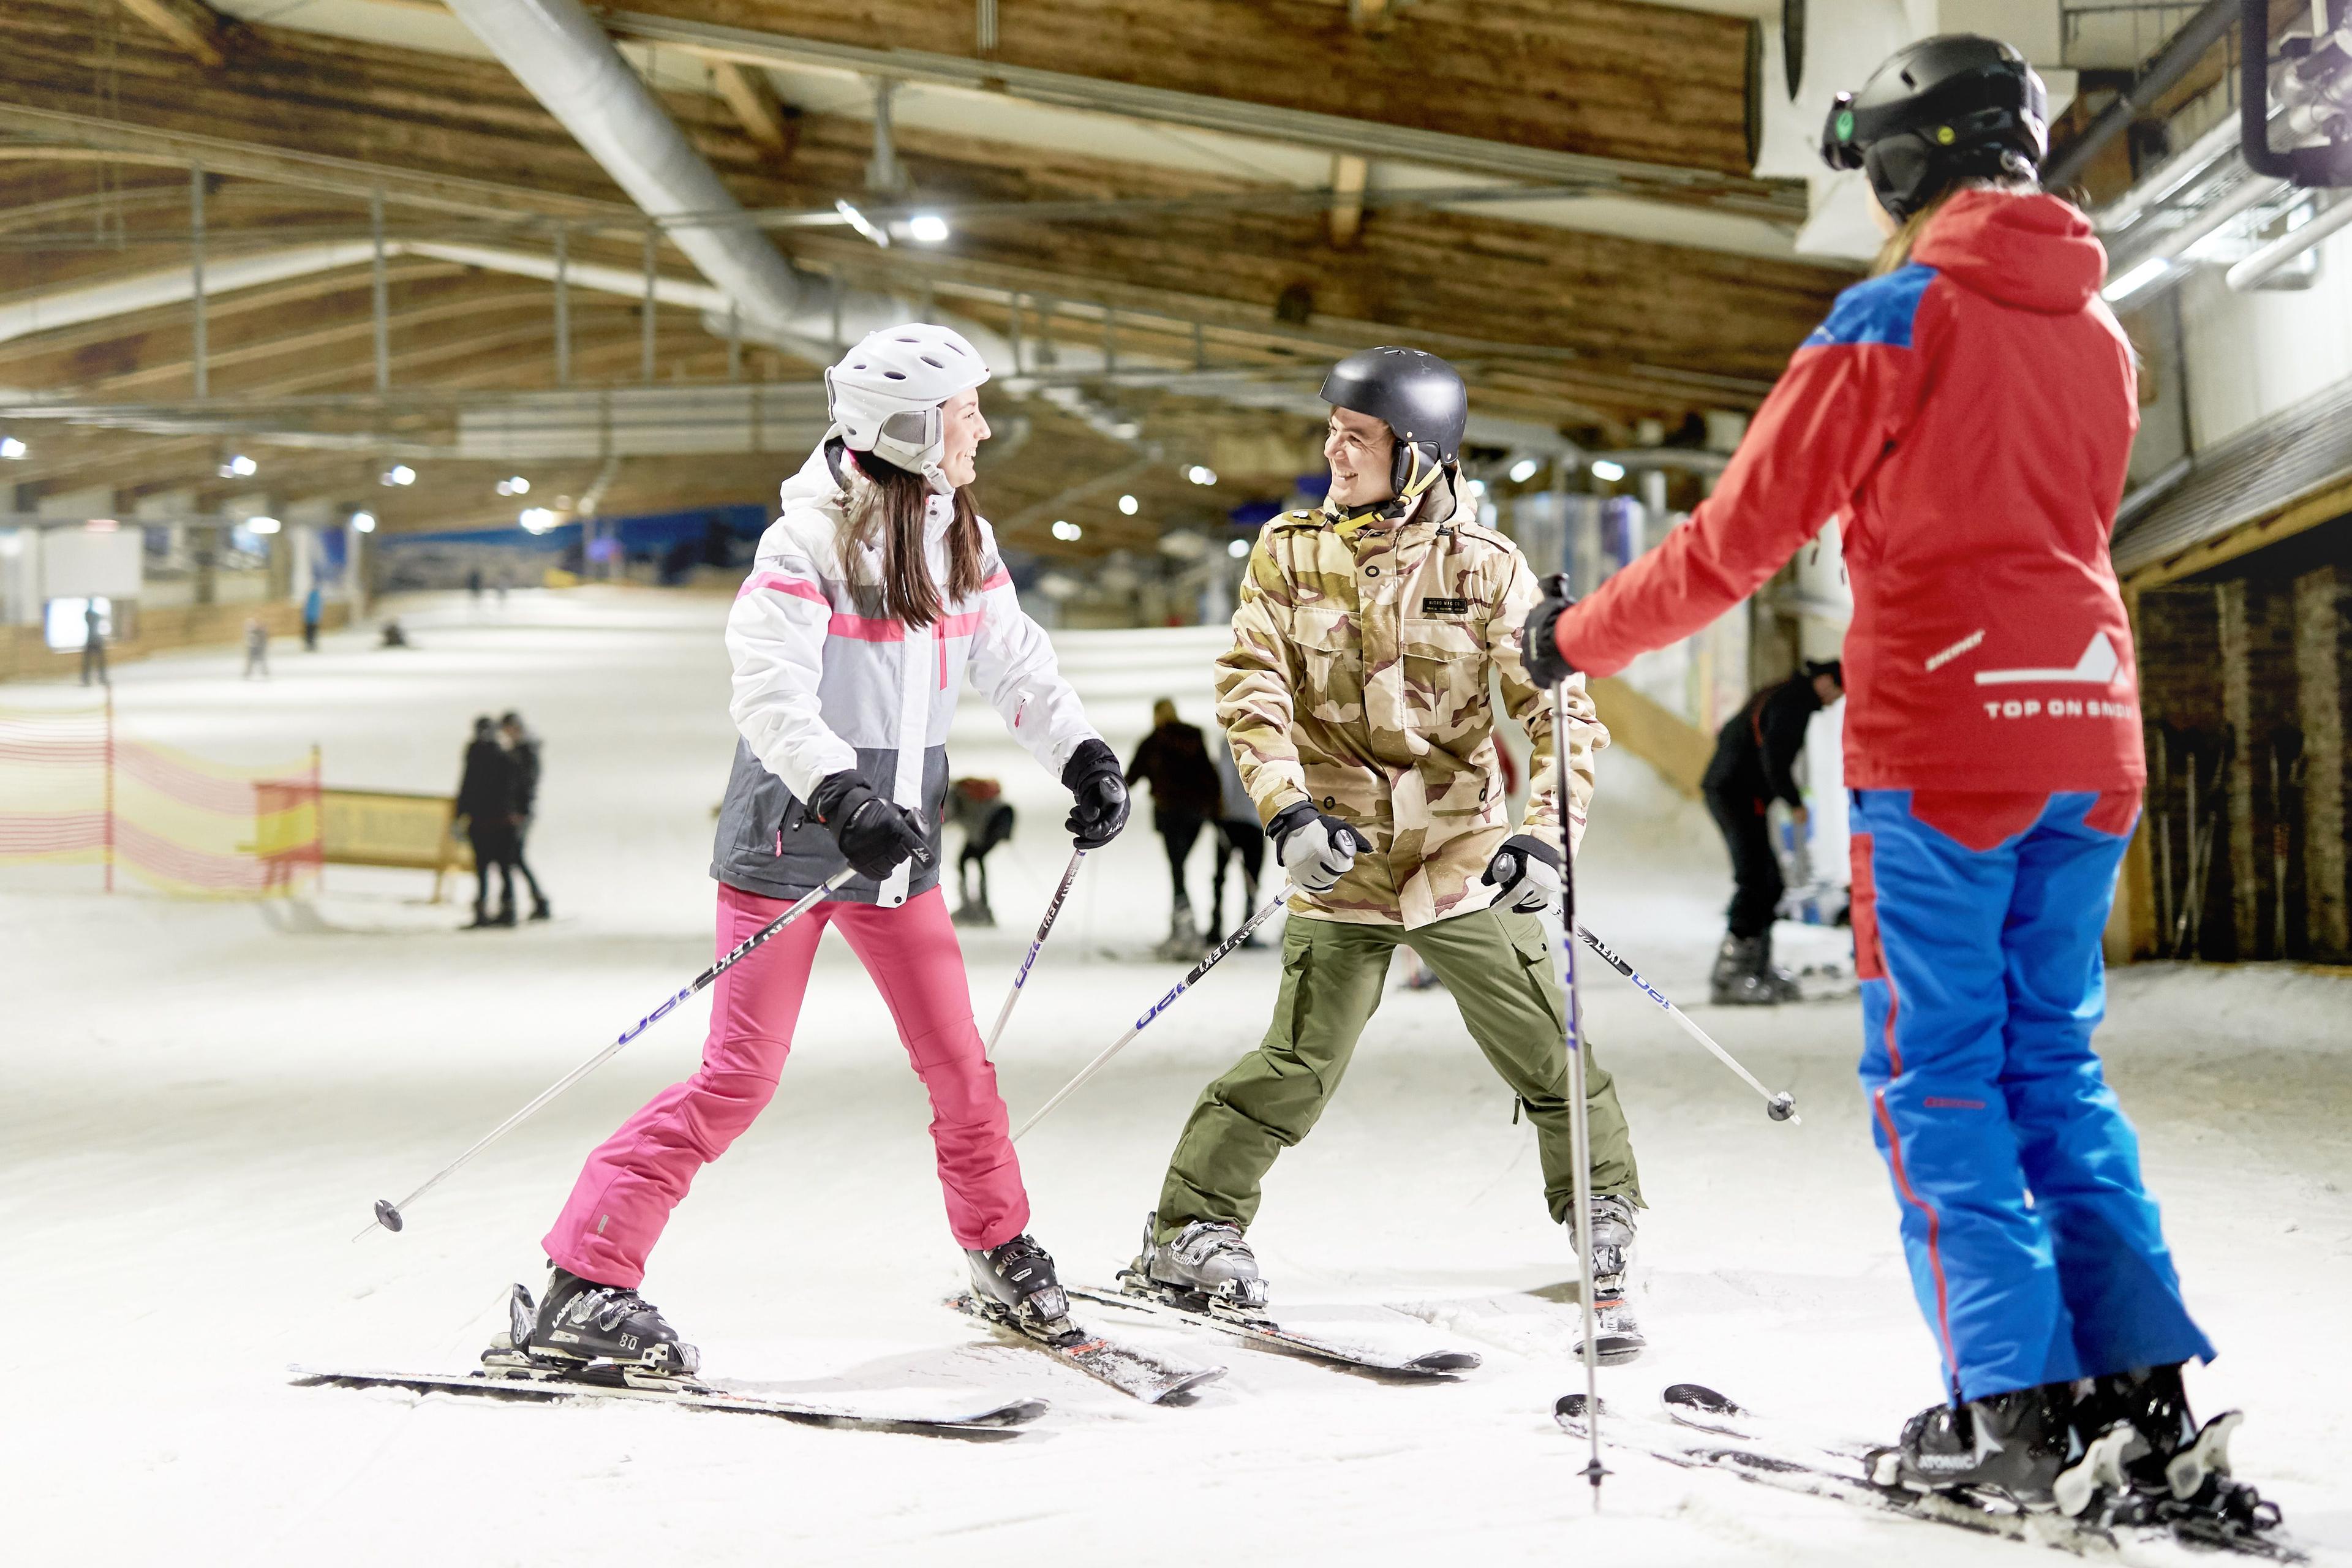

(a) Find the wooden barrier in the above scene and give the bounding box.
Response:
[1589,674,1713,799]
[0,601,353,683]
[318,786,472,902]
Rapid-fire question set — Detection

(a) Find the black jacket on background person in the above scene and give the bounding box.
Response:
[1125,722,1223,821]
[508,735,542,819]
[1703,673,1830,941]
[456,739,518,828]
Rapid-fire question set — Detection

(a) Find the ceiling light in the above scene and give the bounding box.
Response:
[1589,459,1626,483]
[497,475,531,497]
[86,518,119,532]
[2101,258,2171,304]
[835,198,891,249]
[1466,479,1488,501]
[350,511,376,533]
[246,515,282,535]
[519,507,557,534]
[1118,494,1139,516]
[1051,520,1082,541]
[1227,537,1250,559]
[1112,422,1141,439]
[1509,458,1540,483]
[0,436,25,460]
[383,464,417,487]
[1186,465,1219,486]
[906,213,951,244]
[221,453,258,478]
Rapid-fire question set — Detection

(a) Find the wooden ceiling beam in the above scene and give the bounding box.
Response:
[708,60,798,162]
[113,0,232,69]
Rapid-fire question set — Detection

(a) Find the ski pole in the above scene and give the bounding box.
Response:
[982,848,1084,1061]
[1574,925,1800,1125]
[1011,880,1295,1142]
[1550,653,1608,1511]
[360,861,866,1238]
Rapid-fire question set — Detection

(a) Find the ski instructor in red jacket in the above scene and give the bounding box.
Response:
[1522,37,2268,1531]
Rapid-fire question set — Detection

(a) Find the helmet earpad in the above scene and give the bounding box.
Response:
[1863,135,1940,224]
[1389,440,1441,502]
[881,407,938,451]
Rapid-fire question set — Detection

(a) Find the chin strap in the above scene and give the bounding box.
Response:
[1325,453,1453,526]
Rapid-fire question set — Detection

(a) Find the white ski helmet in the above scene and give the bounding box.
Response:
[823,323,992,493]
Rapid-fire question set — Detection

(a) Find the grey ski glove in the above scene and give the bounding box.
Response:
[1267,800,1370,895]
[1482,832,1562,915]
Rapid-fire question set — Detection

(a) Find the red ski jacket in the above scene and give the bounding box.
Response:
[1551,189,2144,793]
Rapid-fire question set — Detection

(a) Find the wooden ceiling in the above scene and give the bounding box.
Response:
[0,0,1852,557]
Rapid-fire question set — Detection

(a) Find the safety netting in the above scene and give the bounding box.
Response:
[0,704,320,896]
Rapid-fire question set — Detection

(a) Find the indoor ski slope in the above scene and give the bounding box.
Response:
[7,588,2347,1566]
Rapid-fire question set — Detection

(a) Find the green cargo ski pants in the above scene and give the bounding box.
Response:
[1156,904,1642,1241]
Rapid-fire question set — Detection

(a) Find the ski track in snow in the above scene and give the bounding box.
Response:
[7,588,2349,1566]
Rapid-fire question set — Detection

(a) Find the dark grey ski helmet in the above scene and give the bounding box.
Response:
[1821,35,2048,222]
[1319,347,1467,504]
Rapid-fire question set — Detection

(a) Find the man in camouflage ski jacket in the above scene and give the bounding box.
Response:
[1141,348,1644,1319]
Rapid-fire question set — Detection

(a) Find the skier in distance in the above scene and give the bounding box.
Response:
[1521,36,2245,1520]
[1138,346,1645,1346]
[521,325,1131,1375]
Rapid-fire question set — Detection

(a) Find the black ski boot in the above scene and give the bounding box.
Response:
[965,1234,1072,1335]
[529,896,552,922]
[1709,933,1783,1005]
[524,1266,699,1376]
[463,900,495,930]
[1868,1384,2078,1507]
[2063,1365,2283,1537]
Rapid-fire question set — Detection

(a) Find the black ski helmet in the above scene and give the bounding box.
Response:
[1319,346,1467,505]
[1821,35,2048,222]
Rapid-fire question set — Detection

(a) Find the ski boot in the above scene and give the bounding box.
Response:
[463,900,496,930]
[965,1234,1072,1336]
[2062,1365,2283,1537]
[1137,1212,1268,1311]
[1709,933,1782,1005]
[520,1266,699,1377]
[1868,1384,2078,1508]
[1152,899,1208,962]
[529,896,552,922]
[1569,1194,1645,1364]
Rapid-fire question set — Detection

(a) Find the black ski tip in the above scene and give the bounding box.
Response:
[1768,1093,1798,1122]
[1555,1392,1607,1420]
[1662,1382,1745,1417]
[372,1199,404,1233]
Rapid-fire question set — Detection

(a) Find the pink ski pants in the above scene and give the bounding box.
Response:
[544,882,1030,1287]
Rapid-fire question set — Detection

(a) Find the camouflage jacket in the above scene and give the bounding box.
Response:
[1215,475,1607,929]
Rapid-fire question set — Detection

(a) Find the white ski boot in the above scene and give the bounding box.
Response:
[1139,1212,1269,1311]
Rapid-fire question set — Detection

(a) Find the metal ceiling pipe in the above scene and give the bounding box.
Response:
[439,0,806,331]
[2226,192,2352,288]
[2043,0,2239,192]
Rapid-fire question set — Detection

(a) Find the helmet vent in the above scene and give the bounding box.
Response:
[883,370,907,380]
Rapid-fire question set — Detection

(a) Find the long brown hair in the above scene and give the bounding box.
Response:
[840,445,986,629]
[1871,176,2039,276]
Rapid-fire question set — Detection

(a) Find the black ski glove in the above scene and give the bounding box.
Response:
[1061,738,1130,849]
[1520,574,1578,690]
[808,771,932,881]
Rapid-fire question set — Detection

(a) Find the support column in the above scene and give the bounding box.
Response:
[2295,565,2349,959]
[189,163,208,399]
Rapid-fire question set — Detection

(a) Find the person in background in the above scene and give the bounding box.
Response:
[1702,659,1843,1005]
[946,777,1016,926]
[1125,698,1224,957]
[456,714,521,929]
[302,584,323,652]
[80,603,108,688]
[467,567,484,602]
[241,616,269,680]
[379,617,409,649]
[1518,36,2248,1520]
[500,710,551,921]
[1205,725,1264,945]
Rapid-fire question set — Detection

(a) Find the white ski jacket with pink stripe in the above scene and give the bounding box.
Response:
[710,443,1099,907]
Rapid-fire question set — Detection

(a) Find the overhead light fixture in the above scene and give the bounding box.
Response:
[905,213,951,245]
[1589,459,1627,483]
[496,475,532,497]
[246,515,282,535]
[220,453,258,478]
[519,507,557,534]
[350,510,377,533]
[1051,519,1082,541]
[2102,258,2171,303]
[0,436,25,460]
[1185,465,1219,486]
[1227,537,1250,559]
[1118,494,1140,516]
[835,198,891,249]
[1509,458,1540,483]
[383,464,417,487]
[1112,422,1141,440]
[1466,479,1488,502]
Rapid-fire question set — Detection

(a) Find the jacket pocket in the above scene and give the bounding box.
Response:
[1287,605,1363,725]
[1400,618,1484,736]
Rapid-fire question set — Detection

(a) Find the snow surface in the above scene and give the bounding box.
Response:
[7,587,2349,1567]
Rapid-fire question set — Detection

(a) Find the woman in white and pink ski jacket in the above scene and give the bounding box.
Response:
[538,326,1129,1350]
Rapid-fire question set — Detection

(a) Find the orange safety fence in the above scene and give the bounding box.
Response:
[0,699,321,897]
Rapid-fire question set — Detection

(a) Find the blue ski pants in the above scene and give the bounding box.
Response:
[1850,788,2213,1403]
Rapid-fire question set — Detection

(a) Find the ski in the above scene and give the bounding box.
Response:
[1066,1276,1480,1378]
[1395,1288,1643,1366]
[948,1293,1223,1404]
[1553,1385,2302,1563]
[292,1360,1049,1441]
